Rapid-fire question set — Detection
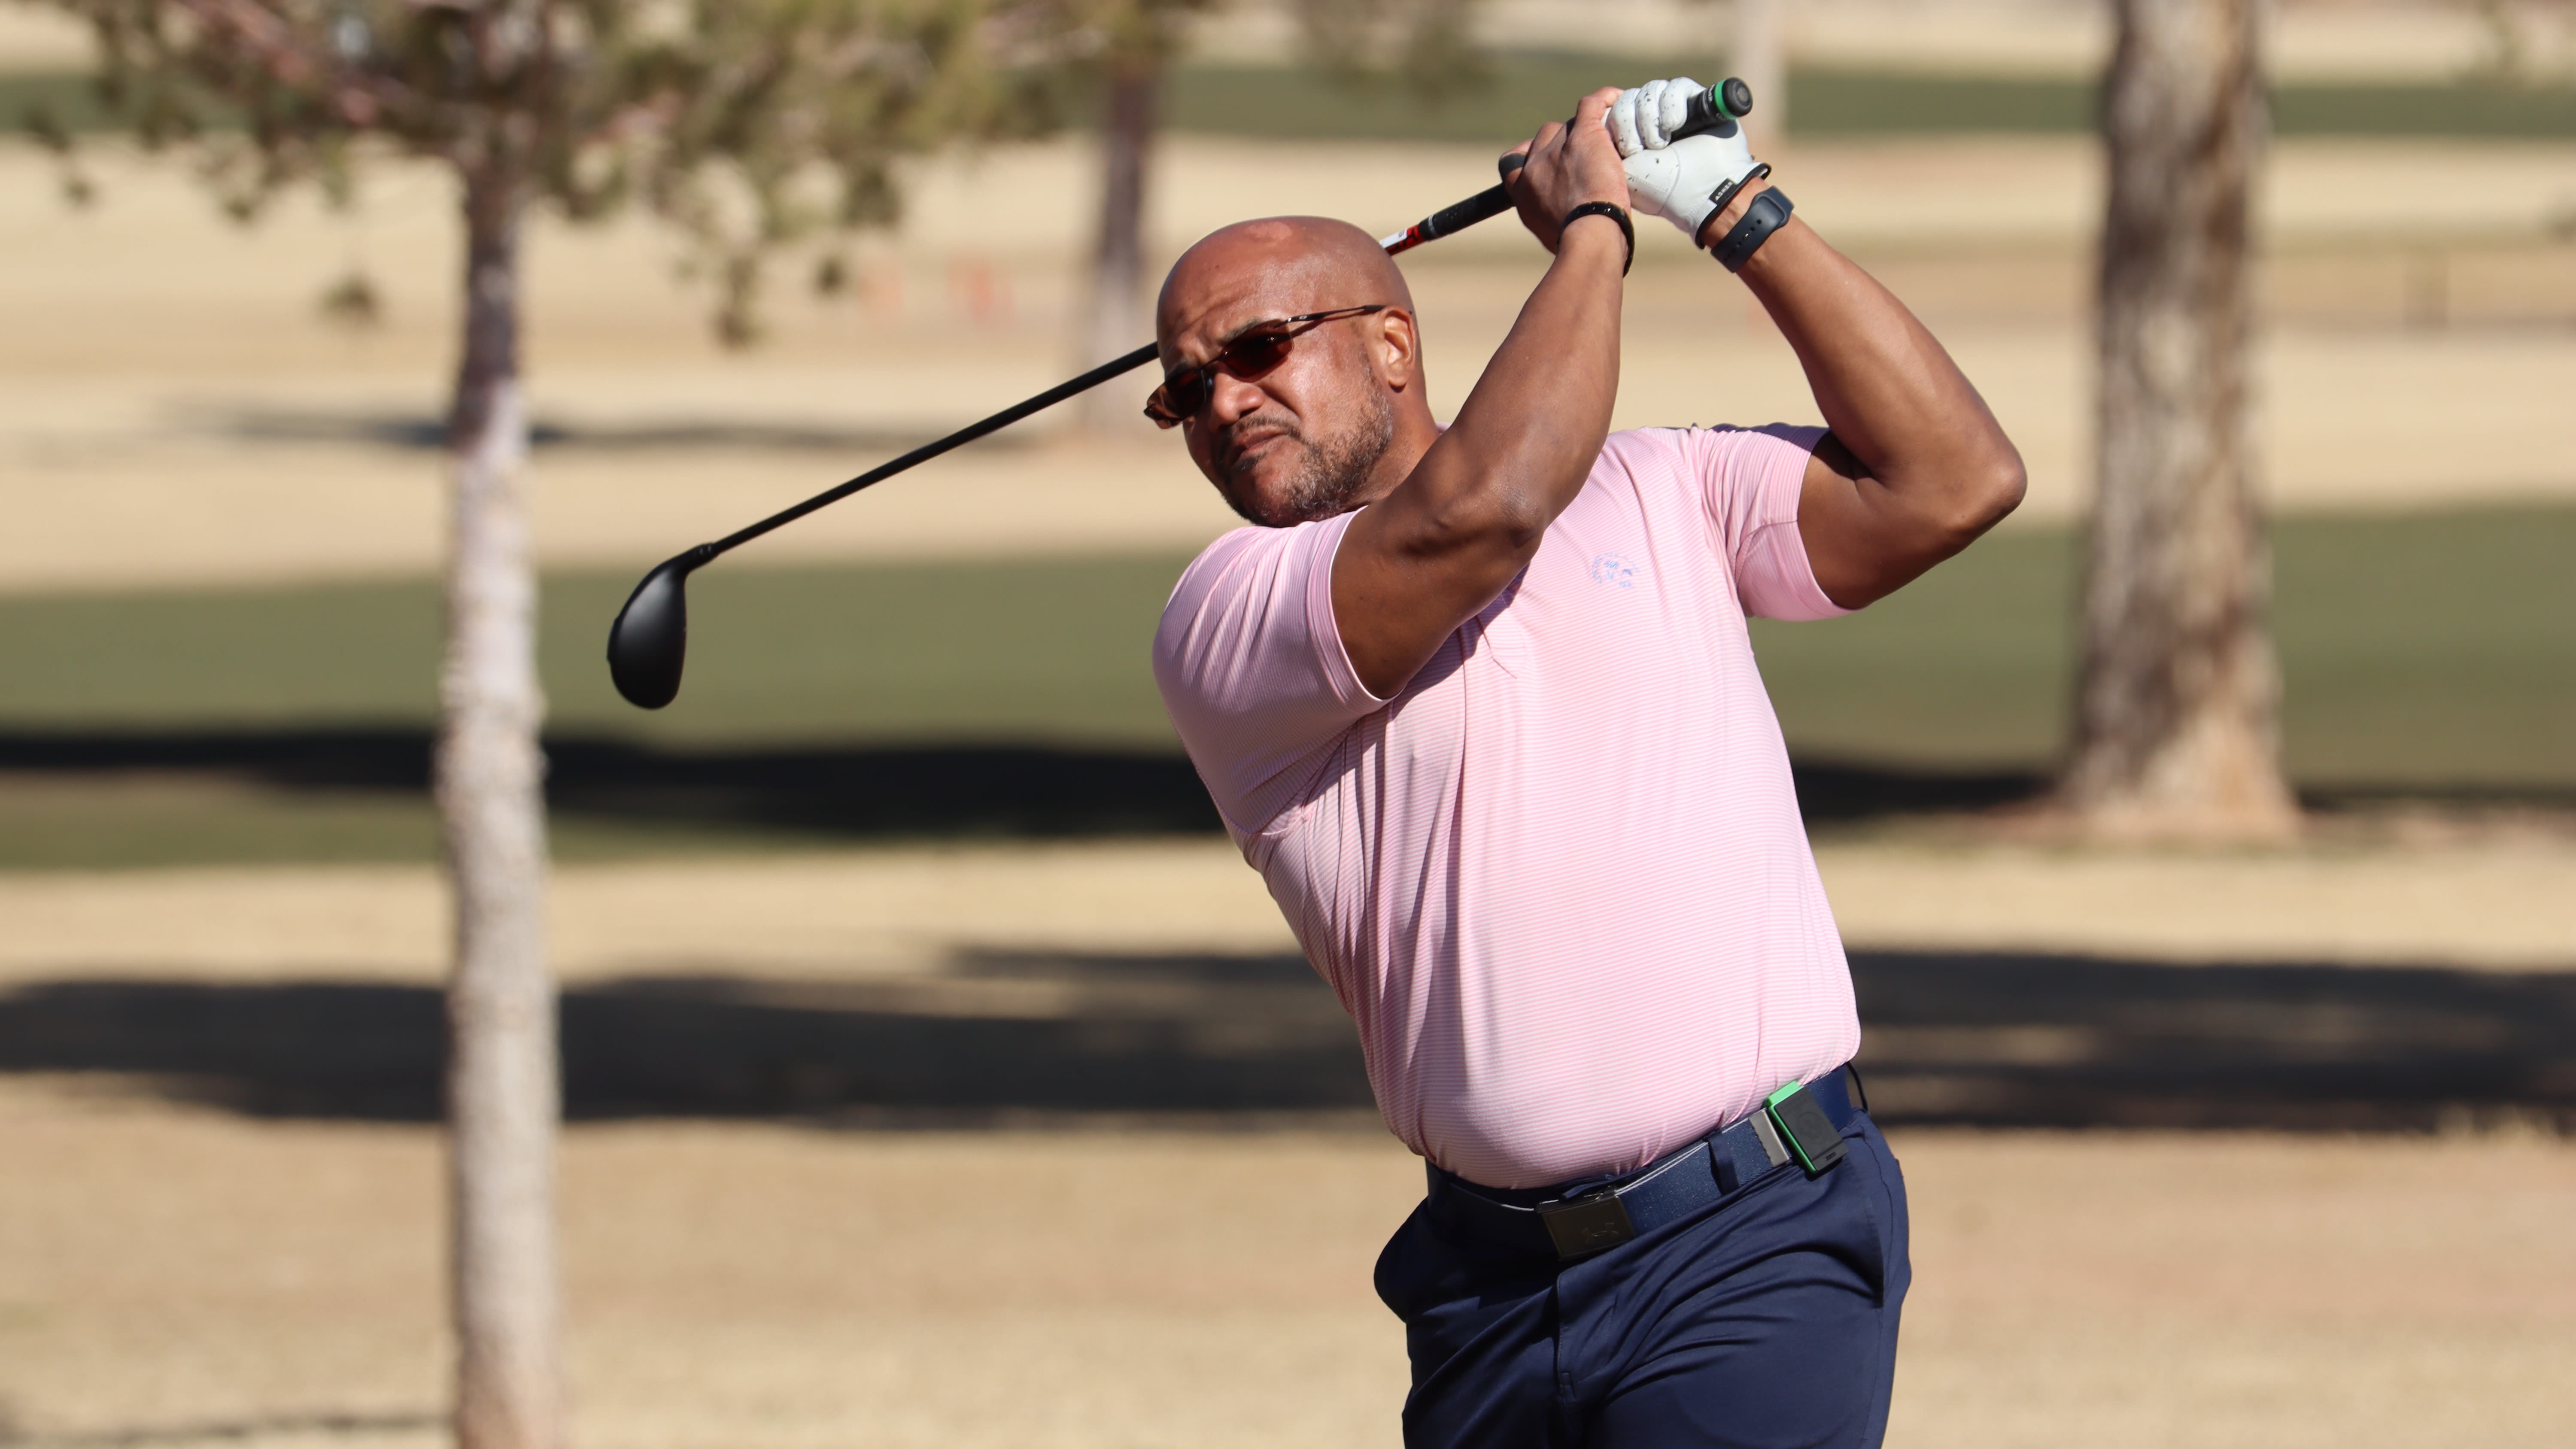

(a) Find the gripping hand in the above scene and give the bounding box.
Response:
[1610,77,1763,247]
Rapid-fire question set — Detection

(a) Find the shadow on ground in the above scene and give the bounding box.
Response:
[13,731,2570,853]
[3,949,2568,1133]
[0,729,1225,839]
[0,729,2063,841]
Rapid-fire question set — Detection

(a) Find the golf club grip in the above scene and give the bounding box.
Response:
[708,341,1162,555]
[1676,77,1753,140]
[1416,182,1515,243]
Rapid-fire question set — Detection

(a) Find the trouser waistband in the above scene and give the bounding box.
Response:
[1426,1066,1864,1262]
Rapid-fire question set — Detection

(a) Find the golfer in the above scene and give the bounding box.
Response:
[1149,80,2022,1449]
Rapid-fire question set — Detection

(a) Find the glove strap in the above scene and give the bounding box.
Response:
[1561,202,1634,276]
[1711,186,1792,273]
[1701,162,1773,237]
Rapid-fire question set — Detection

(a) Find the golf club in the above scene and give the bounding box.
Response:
[607,77,1754,710]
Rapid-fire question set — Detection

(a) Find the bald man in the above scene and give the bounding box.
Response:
[1148,83,2023,1449]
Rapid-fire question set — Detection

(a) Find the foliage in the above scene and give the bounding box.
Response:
[1291,0,1488,100]
[38,0,1063,341]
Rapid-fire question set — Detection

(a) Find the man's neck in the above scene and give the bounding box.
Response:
[1348,408,1444,512]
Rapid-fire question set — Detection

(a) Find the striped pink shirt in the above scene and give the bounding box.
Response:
[1154,426,1859,1189]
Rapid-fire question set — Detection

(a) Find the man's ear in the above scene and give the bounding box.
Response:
[1373,308,1421,391]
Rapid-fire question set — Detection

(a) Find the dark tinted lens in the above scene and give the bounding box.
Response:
[1145,367,1213,426]
[1143,324,1306,427]
[1221,329,1295,380]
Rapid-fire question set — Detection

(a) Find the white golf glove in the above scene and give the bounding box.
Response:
[1609,76,1763,246]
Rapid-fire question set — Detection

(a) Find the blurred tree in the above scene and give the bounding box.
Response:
[1730,0,1783,152]
[33,2,1039,1444]
[2473,0,2576,82]
[1064,0,1486,431]
[2061,0,2297,841]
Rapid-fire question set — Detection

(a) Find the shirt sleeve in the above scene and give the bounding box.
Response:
[1683,423,1853,623]
[1153,513,1388,840]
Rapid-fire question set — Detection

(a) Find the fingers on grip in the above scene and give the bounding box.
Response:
[1657,77,1700,144]
[1611,77,1707,155]
[1608,87,1645,158]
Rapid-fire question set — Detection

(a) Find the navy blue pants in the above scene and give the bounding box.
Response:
[1374,1116,1910,1449]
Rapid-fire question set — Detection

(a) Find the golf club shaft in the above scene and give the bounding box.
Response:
[696,181,1523,562]
[708,340,1160,556]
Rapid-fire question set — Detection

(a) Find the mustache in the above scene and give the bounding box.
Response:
[1216,411,1305,471]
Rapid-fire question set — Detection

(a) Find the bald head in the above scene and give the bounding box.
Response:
[1154,217,1437,529]
[1157,216,1416,352]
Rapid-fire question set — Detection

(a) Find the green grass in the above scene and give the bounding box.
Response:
[0,507,2567,868]
[0,552,1194,746]
[1747,507,2576,791]
[12,57,2571,143]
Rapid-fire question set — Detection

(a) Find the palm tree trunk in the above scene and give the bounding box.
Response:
[440,154,562,1449]
[1073,57,1158,433]
[2060,0,2296,841]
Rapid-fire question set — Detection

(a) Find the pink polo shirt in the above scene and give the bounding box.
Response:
[1153,425,1859,1189]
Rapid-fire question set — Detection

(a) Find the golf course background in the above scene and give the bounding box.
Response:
[5,5,2574,1447]
[0,505,2567,868]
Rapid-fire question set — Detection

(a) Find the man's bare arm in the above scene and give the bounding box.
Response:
[1331,91,1632,699]
[1708,188,2027,607]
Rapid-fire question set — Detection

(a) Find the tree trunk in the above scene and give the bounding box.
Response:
[440,156,562,1449]
[2060,0,2297,841]
[1073,58,1158,433]
[1733,0,1787,154]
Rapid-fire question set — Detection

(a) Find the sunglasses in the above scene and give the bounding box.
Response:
[1143,304,1393,428]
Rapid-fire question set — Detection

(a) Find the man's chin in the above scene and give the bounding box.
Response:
[1220,461,1312,529]
[1224,487,1308,530]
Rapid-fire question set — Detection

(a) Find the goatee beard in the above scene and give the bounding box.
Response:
[1225,390,1396,529]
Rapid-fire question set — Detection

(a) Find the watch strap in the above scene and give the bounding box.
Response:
[1561,201,1635,276]
[1711,186,1793,273]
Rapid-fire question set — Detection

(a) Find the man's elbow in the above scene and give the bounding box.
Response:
[1938,439,2026,547]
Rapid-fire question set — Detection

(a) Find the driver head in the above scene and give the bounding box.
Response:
[1154,217,1434,528]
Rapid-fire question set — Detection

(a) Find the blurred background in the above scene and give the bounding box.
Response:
[0,0,2569,1445]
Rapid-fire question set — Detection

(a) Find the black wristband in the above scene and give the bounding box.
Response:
[1711,187,1792,273]
[1560,202,1634,276]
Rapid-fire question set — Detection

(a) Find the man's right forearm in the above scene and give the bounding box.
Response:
[1329,88,1634,698]
[1332,220,1625,694]
[1406,217,1625,552]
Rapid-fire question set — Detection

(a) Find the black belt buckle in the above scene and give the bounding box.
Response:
[1536,1188,1636,1260]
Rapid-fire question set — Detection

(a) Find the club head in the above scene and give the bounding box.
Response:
[607,551,706,709]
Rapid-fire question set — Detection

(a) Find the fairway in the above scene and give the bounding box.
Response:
[0,507,2567,867]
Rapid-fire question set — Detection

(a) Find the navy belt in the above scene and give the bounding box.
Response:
[1426,1066,1865,1262]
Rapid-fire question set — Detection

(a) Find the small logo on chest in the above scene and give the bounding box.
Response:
[1589,553,1639,590]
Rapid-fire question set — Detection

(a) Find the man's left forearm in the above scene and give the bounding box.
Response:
[1700,184,2026,607]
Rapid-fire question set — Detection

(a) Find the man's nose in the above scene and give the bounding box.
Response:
[1207,370,1267,426]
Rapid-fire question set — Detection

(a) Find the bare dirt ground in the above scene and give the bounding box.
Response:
[2,1085,2569,1449]
[5,134,2573,593]
[1,837,2570,987]
[0,844,2568,1444]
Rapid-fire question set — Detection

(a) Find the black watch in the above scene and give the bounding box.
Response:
[1710,187,1793,273]
[1561,202,1634,276]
